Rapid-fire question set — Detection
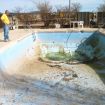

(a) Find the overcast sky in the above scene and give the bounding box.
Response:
[0,0,103,12]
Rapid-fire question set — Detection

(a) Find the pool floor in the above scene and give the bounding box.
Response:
[0,57,105,105]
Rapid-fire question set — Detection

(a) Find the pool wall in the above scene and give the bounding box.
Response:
[76,32,105,60]
[38,32,94,57]
[0,34,36,72]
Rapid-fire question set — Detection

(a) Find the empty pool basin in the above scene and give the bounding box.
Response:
[0,31,105,73]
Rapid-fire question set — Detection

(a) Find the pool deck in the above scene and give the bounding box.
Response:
[0,28,104,51]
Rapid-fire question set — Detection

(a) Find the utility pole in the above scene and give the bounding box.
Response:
[69,0,71,28]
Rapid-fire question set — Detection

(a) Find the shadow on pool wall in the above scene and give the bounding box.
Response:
[75,31,105,61]
[75,31,105,84]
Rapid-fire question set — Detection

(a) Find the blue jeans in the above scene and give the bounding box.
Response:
[3,24,9,41]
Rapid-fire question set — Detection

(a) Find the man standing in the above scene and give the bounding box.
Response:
[1,10,10,42]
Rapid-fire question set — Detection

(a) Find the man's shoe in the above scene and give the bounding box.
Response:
[7,39,11,41]
[4,39,10,42]
[4,40,7,42]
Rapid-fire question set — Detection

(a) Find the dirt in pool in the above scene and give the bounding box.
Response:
[0,58,105,105]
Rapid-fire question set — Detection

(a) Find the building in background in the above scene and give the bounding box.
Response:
[0,12,105,29]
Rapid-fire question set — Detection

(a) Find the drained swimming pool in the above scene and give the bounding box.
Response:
[0,30,105,105]
[0,31,105,71]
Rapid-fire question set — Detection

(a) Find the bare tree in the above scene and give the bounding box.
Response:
[12,7,23,13]
[12,7,24,21]
[12,7,35,28]
[56,2,81,19]
[56,2,81,12]
[71,2,81,12]
[98,0,105,12]
[36,1,52,13]
[32,0,53,27]
[55,2,81,27]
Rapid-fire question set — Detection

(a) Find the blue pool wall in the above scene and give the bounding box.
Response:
[38,32,94,57]
[0,34,36,72]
